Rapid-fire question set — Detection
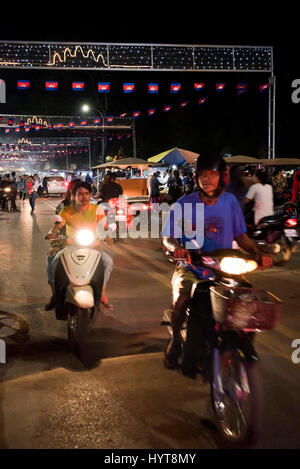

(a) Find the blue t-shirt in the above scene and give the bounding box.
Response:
[161,191,246,279]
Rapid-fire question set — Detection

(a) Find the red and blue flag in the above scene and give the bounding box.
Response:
[98,82,110,93]
[45,81,58,90]
[148,83,159,94]
[123,83,135,93]
[170,83,181,93]
[17,80,30,89]
[72,82,84,91]
[194,83,205,91]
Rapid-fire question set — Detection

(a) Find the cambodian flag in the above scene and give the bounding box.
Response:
[15,127,20,133]
[216,83,225,92]
[170,83,181,93]
[106,116,114,123]
[69,121,75,127]
[56,123,63,129]
[5,128,10,134]
[72,82,84,91]
[35,125,40,131]
[148,83,159,94]
[237,83,247,95]
[133,111,141,118]
[119,113,127,118]
[163,105,172,112]
[260,83,270,92]
[80,120,87,126]
[24,126,30,132]
[148,108,156,116]
[19,120,25,127]
[194,83,205,91]
[47,124,53,130]
[8,118,14,126]
[198,97,208,104]
[45,81,58,90]
[94,118,101,125]
[123,83,135,93]
[98,82,110,93]
[180,101,189,108]
[17,80,30,89]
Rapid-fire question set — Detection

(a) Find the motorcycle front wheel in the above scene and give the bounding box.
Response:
[210,348,263,447]
[67,304,91,356]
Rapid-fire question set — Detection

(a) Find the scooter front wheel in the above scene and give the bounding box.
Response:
[210,348,263,447]
[67,305,90,356]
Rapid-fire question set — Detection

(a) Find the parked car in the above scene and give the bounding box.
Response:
[45,176,68,196]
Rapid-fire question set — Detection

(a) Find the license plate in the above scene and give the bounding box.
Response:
[284,229,298,238]
[115,215,127,222]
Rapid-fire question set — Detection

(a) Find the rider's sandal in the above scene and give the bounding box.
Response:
[100,301,114,311]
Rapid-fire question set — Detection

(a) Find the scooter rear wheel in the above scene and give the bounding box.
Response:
[210,349,263,447]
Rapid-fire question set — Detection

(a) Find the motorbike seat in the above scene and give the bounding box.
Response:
[257,213,284,225]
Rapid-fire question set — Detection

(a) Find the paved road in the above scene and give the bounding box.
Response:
[0,196,300,449]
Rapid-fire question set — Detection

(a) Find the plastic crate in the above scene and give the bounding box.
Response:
[209,285,281,331]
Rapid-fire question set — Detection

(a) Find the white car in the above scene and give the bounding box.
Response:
[45,176,68,196]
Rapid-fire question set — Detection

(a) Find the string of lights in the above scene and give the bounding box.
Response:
[0,41,273,72]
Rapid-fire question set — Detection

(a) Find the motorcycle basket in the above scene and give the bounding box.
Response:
[209,286,281,331]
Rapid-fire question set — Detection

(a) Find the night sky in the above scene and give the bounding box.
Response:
[0,10,299,165]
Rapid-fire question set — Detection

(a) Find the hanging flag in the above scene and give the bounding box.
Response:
[163,105,172,112]
[148,108,156,116]
[148,83,159,94]
[24,126,30,132]
[72,82,84,91]
[106,116,114,123]
[69,121,75,128]
[133,111,141,118]
[98,82,110,93]
[19,120,25,127]
[45,81,58,90]
[94,117,101,125]
[216,83,226,92]
[15,127,20,133]
[260,83,270,92]
[123,83,135,93]
[180,101,189,108]
[80,120,87,126]
[170,83,182,93]
[236,83,247,95]
[56,123,63,130]
[119,113,127,118]
[194,83,205,91]
[47,124,53,130]
[8,117,14,126]
[198,97,208,104]
[35,125,40,131]
[5,128,10,134]
[17,80,30,90]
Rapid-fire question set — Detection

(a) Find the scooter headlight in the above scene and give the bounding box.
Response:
[4,187,11,192]
[76,229,94,246]
[220,257,258,275]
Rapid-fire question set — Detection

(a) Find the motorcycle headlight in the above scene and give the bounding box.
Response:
[4,187,11,192]
[76,229,94,246]
[220,257,258,275]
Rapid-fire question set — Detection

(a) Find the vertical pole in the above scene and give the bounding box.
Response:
[88,138,91,169]
[268,76,272,159]
[272,75,276,158]
[66,145,68,170]
[132,118,136,158]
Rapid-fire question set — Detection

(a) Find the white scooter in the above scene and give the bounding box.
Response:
[46,223,105,357]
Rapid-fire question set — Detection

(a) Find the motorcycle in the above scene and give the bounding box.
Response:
[0,186,14,211]
[46,227,105,358]
[248,202,299,265]
[161,248,281,446]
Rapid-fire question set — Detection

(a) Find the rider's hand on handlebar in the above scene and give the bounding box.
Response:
[173,248,192,264]
[45,232,57,240]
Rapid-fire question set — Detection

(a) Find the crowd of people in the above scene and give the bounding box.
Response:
[150,163,300,226]
[0,172,49,213]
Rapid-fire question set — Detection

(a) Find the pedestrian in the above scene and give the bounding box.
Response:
[18,175,27,201]
[150,171,162,204]
[167,169,183,204]
[225,165,248,210]
[10,171,18,210]
[28,173,39,214]
[245,169,274,225]
[42,177,49,198]
[271,169,288,206]
[97,172,123,203]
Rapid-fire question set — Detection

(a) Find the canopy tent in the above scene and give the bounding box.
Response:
[258,158,300,166]
[224,155,260,165]
[92,157,152,170]
[147,147,199,165]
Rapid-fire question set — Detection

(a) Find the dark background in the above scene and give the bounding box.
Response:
[0,8,299,165]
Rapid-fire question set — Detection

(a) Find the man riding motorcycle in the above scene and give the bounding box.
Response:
[45,181,114,311]
[162,152,259,378]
